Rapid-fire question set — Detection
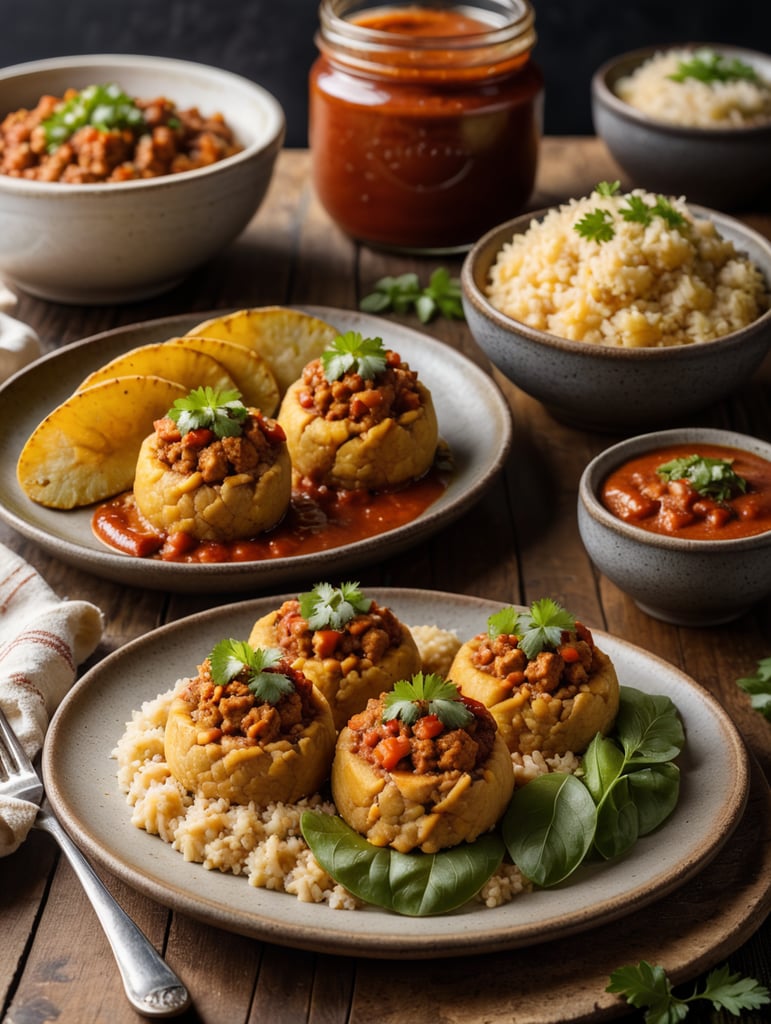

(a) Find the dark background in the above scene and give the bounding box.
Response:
[1,0,768,146]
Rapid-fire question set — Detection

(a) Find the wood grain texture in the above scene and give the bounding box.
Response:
[1,142,769,1024]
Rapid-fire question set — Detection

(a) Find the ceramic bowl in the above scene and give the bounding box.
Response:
[578,428,771,625]
[591,44,771,209]
[0,54,285,304]
[460,208,771,431]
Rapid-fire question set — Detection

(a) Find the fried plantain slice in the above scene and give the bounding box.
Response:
[167,335,279,415]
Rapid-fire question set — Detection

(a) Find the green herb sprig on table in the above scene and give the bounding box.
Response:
[360,268,464,323]
[656,453,748,501]
[208,639,294,704]
[607,960,770,1023]
[321,332,388,382]
[167,387,248,438]
[736,657,771,720]
[42,83,146,152]
[669,48,762,85]
[298,581,372,631]
[502,686,684,885]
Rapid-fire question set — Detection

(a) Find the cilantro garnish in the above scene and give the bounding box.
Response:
[167,386,248,439]
[485,599,577,660]
[298,582,372,630]
[208,639,294,704]
[669,48,762,86]
[620,194,686,229]
[574,208,616,243]
[656,454,748,501]
[607,960,769,1023]
[383,673,474,730]
[736,657,771,720]
[595,180,621,197]
[360,268,464,324]
[321,332,388,382]
[42,83,145,152]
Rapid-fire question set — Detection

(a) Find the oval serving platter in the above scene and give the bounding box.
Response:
[42,588,750,960]
[0,307,512,592]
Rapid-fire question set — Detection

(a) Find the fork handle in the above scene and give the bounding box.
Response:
[35,809,191,1018]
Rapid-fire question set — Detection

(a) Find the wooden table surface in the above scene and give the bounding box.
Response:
[1,140,769,1024]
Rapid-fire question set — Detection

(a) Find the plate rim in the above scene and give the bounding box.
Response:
[0,307,512,591]
[41,587,750,959]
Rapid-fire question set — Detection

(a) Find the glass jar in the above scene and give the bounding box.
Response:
[309,0,543,253]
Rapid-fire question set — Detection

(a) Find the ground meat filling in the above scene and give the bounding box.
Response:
[296,350,424,431]
[152,412,286,485]
[270,599,404,675]
[471,623,598,699]
[180,658,316,752]
[0,92,241,182]
[347,695,497,776]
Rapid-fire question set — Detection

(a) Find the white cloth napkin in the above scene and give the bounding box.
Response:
[0,284,43,383]
[0,543,104,854]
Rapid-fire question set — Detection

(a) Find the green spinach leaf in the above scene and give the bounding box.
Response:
[300,811,504,916]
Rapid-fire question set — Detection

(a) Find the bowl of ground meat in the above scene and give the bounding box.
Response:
[591,44,771,209]
[0,54,285,303]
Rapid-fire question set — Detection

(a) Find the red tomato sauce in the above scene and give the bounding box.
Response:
[309,5,543,249]
[92,470,448,563]
[600,444,771,540]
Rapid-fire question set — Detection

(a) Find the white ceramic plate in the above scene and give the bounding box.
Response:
[42,589,749,959]
[0,308,511,592]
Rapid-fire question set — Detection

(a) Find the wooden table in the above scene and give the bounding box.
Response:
[1,140,769,1023]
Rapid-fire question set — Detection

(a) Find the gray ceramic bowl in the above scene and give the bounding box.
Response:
[578,428,771,625]
[591,44,771,209]
[0,55,285,304]
[461,208,771,431]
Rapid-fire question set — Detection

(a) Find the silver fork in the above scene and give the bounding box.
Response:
[0,706,190,1018]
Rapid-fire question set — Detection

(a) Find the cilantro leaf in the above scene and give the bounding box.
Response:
[487,606,521,639]
[42,82,146,152]
[669,48,761,85]
[321,332,387,382]
[574,208,615,243]
[656,454,747,501]
[607,960,770,1023]
[595,180,621,196]
[298,581,372,630]
[167,386,248,439]
[736,657,771,720]
[620,194,654,226]
[383,673,474,729]
[208,639,294,704]
[359,268,464,323]
[518,598,576,660]
[651,196,686,229]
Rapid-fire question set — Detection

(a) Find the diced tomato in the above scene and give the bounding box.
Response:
[560,645,580,663]
[374,734,411,771]
[183,428,215,448]
[312,629,340,659]
[413,714,444,740]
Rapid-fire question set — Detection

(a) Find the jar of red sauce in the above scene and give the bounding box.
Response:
[309,0,543,252]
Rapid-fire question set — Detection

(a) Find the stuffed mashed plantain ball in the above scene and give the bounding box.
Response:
[248,582,422,730]
[331,673,514,854]
[449,599,620,757]
[133,386,291,542]
[164,638,336,804]
[277,331,438,490]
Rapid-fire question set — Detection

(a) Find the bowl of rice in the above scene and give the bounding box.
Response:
[460,184,771,430]
[591,44,771,209]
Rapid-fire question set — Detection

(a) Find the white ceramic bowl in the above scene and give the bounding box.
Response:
[578,428,771,625]
[591,44,771,209]
[0,55,285,304]
[461,207,771,431]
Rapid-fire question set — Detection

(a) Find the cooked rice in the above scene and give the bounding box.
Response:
[486,188,768,347]
[615,49,771,128]
[113,625,586,911]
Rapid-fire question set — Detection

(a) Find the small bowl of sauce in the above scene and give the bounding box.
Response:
[578,428,771,625]
[309,0,543,253]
